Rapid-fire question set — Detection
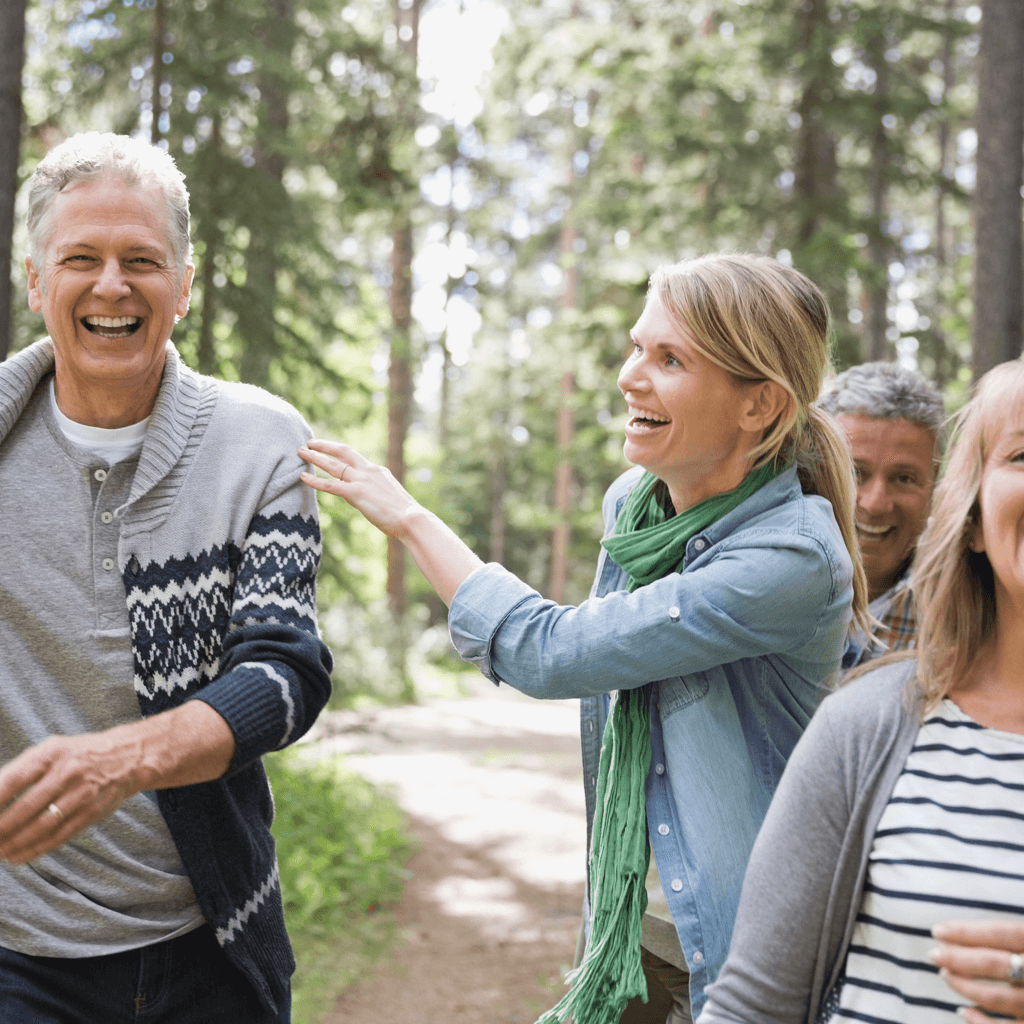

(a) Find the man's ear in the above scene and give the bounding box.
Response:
[175,263,195,319]
[26,256,43,313]
[741,380,790,434]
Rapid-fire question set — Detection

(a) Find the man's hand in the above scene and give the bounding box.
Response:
[0,701,235,863]
[932,920,1024,1023]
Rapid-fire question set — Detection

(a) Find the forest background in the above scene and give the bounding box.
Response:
[1,1,1023,1019]
[2,0,1023,698]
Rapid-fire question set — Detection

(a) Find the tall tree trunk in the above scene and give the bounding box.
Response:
[197,113,222,376]
[150,0,166,146]
[865,26,892,362]
[239,0,293,387]
[972,0,1024,376]
[386,0,420,702]
[791,0,850,362]
[549,210,577,603]
[931,0,956,387]
[0,0,27,361]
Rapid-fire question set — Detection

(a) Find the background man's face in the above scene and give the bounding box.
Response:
[25,176,193,423]
[837,413,937,602]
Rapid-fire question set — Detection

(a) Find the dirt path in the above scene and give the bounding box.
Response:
[304,677,588,1024]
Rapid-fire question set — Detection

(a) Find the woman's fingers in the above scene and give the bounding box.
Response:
[298,441,420,536]
[932,925,1024,1022]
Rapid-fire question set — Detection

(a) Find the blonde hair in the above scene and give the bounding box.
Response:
[911,359,1024,710]
[650,253,869,634]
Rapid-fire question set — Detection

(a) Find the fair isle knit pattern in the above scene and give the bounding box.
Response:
[0,339,333,1015]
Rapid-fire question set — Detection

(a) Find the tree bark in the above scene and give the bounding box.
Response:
[385,0,420,702]
[972,0,1024,376]
[239,0,293,387]
[864,25,892,362]
[150,0,166,146]
[0,0,27,360]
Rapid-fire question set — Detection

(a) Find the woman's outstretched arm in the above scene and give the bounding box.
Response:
[299,439,483,607]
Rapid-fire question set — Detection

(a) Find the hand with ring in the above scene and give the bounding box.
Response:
[931,920,1024,1022]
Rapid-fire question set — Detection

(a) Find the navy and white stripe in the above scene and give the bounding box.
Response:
[827,699,1024,1024]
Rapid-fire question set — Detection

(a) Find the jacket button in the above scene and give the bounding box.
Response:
[671,878,683,892]
[668,606,680,621]
[655,763,665,775]
[693,538,706,551]
[657,823,670,836]
[693,951,704,964]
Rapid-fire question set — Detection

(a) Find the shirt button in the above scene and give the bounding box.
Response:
[655,763,665,775]
[101,558,114,571]
[657,823,670,836]
[93,469,107,482]
[668,606,680,621]
[671,878,683,892]
[693,951,704,964]
[100,511,113,524]
[693,538,706,551]
[587,721,595,733]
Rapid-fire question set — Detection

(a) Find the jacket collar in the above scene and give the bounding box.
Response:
[0,337,203,509]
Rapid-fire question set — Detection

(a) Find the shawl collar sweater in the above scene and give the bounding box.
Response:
[0,339,334,1014]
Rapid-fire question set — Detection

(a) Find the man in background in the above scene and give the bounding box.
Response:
[818,361,945,669]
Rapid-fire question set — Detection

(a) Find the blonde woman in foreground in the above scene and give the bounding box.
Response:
[300,254,868,1024]
[697,360,1024,1024]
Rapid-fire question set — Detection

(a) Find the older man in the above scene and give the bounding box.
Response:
[0,133,332,1022]
[818,361,944,669]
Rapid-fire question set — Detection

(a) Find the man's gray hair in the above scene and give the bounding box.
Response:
[818,362,945,442]
[27,132,192,280]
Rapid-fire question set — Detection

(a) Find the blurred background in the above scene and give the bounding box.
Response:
[1,1,1021,1019]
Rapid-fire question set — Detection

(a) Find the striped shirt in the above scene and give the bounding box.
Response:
[825,698,1024,1024]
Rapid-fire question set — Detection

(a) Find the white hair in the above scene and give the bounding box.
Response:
[27,132,192,280]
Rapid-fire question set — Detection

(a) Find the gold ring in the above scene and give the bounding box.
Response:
[340,465,349,483]
[47,802,65,824]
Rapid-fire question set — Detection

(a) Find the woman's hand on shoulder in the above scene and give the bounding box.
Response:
[931,920,1024,1022]
[299,439,419,539]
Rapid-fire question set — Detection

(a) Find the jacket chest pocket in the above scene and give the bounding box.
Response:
[658,672,711,717]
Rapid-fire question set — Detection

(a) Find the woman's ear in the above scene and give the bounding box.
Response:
[741,381,790,434]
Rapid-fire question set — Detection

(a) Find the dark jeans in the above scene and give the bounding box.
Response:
[0,925,289,1024]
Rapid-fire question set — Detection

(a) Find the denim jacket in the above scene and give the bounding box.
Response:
[448,464,853,1018]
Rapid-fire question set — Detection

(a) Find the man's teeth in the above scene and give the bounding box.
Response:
[85,316,140,328]
[857,523,891,536]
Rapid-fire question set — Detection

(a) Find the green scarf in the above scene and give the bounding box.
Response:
[535,460,781,1024]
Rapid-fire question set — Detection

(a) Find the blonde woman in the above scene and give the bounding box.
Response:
[299,254,868,1023]
[698,360,1024,1024]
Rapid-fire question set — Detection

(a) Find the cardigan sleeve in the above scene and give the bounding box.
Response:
[697,665,917,1024]
[188,406,333,775]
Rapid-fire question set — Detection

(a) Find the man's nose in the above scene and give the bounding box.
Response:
[93,258,131,301]
[857,474,892,515]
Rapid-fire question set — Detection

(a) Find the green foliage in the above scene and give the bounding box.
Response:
[265,747,411,1021]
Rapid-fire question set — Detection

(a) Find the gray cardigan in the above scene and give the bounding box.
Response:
[696,658,922,1024]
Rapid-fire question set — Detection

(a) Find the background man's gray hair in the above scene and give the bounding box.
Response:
[817,361,945,442]
[27,132,192,281]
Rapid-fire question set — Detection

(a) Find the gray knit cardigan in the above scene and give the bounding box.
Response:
[0,339,334,1014]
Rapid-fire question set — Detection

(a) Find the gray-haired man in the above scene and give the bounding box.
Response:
[0,132,332,1022]
[818,361,945,669]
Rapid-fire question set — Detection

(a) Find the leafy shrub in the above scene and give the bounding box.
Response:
[266,747,410,932]
[264,748,412,1022]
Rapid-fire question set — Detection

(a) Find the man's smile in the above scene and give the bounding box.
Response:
[81,315,143,338]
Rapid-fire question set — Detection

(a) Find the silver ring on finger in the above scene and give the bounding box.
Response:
[47,802,65,824]
[1008,952,1024,986]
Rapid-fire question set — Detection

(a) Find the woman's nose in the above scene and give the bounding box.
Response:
[618,353,648,395]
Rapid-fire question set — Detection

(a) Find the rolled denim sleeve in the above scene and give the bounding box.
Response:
[448,520,851,701]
